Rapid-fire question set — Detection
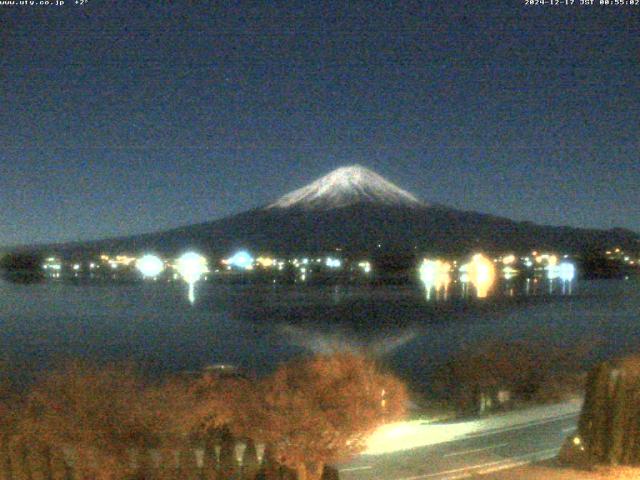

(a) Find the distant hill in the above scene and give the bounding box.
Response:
[10,165,640,258]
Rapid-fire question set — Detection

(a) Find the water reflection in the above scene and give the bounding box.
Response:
[175,252,209,304]
[416,255,578,302]
[2,269,624,396]
[235,281,586,369]
[419,259,451,301]
[503,266,518,281]
[466,254,496,298]
[277,323,419,357]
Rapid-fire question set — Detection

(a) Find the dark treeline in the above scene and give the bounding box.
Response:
[429,339,590,416]
[1,247,638,286]
[0,254,45,284]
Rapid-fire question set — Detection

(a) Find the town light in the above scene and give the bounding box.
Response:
[226,250,254,270]
[502,254,516,265]
[176,252,209,303]
[136,254,165,278]
[256,256,275,268]
[463,253,496,298]
[503,266,518,280]
[559,262,576,282]
[325,257,342,268]
[358,261,372,274]
[176,252,208,284]
[546,264,560,280]
[419,259,451,299]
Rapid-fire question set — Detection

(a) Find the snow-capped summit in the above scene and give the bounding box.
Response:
[266,165,424,210]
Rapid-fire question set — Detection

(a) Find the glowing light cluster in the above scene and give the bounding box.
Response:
[419,259,451,299]
[546,264,560,280]
[256,256,275,268]
[226,250,254,270]
[546,261,576,294]
[560,262,575,282]
[175,252,209,303]
[43,257,62,271]
[136,254,165,278]
[502,266,518,280]
[535,253,558,266]
[102,254,138,270]
[325,257,342,268]
[462,254,496,298]
[115,255,137,266]
[176,252,209,284]
[558,262,576,282]
[358,261,372,274]
[502,254,516,265]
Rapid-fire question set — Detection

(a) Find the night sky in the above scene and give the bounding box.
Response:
[1,1,638,247]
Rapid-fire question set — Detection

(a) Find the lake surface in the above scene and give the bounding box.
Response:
[1,277,639,391]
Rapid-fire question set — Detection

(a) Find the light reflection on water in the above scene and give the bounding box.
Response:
[419,274,576,302]
[0,277,638,392]
[277,323,419,357]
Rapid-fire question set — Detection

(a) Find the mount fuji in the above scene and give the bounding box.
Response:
[17,165,640,258]
[266,165,423,210]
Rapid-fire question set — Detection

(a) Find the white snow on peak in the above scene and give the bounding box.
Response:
[266,165,424,210]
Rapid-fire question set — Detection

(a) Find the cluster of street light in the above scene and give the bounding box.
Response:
[136,252,209,304]
[418,252,577,300]
[131,250,375,303]
[41,248,580,304]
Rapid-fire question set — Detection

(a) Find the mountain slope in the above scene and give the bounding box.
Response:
[12,166,640,257]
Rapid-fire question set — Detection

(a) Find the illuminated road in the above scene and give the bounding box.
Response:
[338,403,581,480]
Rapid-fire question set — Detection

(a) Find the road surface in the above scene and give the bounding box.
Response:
[338,402,581,480]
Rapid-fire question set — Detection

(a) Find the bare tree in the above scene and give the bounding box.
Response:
[182,370,261,443]
[16,361,191,480]
[254,353,407,480]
